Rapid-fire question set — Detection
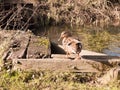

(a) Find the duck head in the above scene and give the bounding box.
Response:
[58,31,72,41]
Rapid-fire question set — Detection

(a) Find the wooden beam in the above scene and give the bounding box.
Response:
[13,54,120,72]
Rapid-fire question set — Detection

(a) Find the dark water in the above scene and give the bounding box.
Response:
[34,26,120,57]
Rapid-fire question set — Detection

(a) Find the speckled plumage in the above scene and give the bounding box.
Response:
[59,31,82,59]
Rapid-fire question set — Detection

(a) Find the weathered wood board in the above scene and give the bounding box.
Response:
[13,58,99,72]
[13,54,120,72]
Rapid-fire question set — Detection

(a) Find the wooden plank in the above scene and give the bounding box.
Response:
[81,50,107,56]
[13,58,99,72]
[13,54,120,72]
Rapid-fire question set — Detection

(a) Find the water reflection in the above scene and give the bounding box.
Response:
[103,44,120,57]
[103,49,120,57]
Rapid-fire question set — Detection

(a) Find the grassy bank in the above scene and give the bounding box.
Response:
[0,69,120,90]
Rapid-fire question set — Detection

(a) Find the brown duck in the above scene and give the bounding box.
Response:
[58,31,82,59]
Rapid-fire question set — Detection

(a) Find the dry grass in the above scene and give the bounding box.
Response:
[0,0,119,30]
[37,0,120,27]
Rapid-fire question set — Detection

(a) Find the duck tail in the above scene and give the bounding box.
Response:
[76,43,82,52]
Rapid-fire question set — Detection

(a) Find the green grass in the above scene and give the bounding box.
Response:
[37,37,50,48]
[0,69,120,90]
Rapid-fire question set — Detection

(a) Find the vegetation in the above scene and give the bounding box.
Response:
[0,0,120,30]
[0,0,120,90]
[37,37,50,48]
[36,0,120,27]
[0,69,120,90]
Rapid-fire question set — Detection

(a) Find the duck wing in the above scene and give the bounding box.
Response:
[67,40,82,54]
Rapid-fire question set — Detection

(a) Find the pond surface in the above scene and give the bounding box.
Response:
[34,26,120,57]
